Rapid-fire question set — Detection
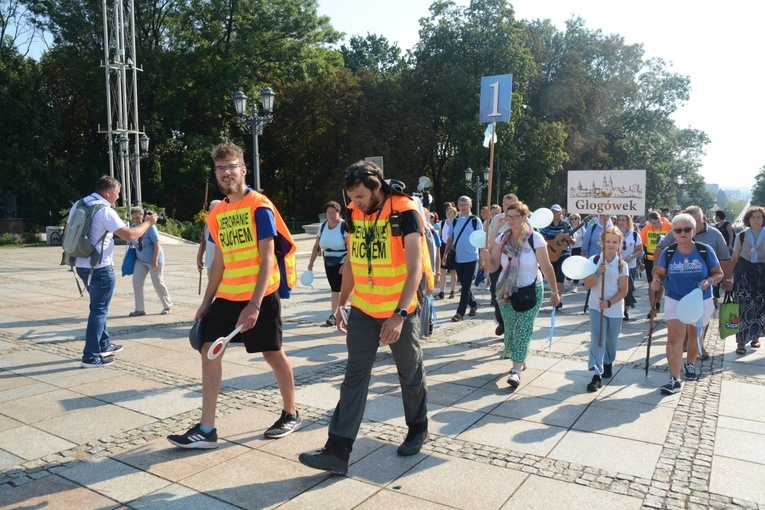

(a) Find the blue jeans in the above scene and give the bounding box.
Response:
[455,261,477,317]
[77,266,116,360]
[588,309,623,375]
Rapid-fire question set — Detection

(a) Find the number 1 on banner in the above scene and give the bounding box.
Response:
[480,74,513,123]
[488,81,501,118]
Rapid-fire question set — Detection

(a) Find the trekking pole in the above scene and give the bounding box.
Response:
[645,293,656,376]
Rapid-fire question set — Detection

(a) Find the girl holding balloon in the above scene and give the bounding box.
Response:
[581,226,630,392]
[651,214,722,394]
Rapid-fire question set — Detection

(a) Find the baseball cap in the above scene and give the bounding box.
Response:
[673,205,681,211]
[551,204,562,212]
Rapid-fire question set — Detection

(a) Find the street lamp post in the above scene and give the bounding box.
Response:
[464,166,491,213]
[233,88,275,191]
[117,133,150,207]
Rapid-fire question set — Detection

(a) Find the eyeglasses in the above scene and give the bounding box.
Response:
[506,214,523,220]
[345,167,376,178]
[214,163,242,173]
[673,227,693,234]
[137,237,144,251]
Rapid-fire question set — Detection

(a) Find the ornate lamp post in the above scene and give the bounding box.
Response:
[465,166,491,213]
[233,87,275,191]
[117,133,150,206]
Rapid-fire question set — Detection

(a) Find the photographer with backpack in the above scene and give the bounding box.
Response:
[64,176,157,368]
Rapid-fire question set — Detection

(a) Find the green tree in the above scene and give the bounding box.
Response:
[341,34,406,78]
[751,166,765,206]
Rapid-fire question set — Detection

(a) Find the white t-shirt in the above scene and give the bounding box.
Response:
[496,231,546,288]
[621,229,642,269]
[587,254,630,318]
[67,193,126,269]
[318,220,347,252]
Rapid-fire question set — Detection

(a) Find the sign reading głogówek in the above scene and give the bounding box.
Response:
[567,170,646,216]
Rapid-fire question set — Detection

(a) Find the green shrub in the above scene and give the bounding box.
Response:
[0,233,24,245]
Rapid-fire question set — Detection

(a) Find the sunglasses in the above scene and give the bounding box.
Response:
[345,168,376,178]
[673,227,693,234]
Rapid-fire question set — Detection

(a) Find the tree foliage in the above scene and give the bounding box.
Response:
[752,166,765,206]
[2,0,713,231]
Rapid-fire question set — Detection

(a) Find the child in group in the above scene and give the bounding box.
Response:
[582,226,630,391]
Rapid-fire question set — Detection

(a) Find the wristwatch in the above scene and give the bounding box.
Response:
[393,307,408,319]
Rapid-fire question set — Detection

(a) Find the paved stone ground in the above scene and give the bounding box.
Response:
[0,241,764,509]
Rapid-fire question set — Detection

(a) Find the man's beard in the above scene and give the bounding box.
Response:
[217,176,245,196]
[362,192,384,215]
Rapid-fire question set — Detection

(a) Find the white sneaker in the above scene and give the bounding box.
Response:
[572,285,579,293]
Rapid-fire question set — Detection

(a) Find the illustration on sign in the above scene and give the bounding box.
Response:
[567,170,646,215]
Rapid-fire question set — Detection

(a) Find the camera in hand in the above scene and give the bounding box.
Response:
[144,210,168,226]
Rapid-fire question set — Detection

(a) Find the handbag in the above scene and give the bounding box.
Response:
[444,216,474,270]
[121,245,137,277]
[718,291,740,339]
[510,279,538,312]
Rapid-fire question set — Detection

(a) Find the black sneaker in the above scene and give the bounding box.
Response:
[556,301,563,311]
[80,356,114,368]
[495,324,504,336]
[326,314,337,326]
[264,410,302,438]
[299,448,348,475]
[586,374,602,392]
[468,306,477,317]
[100,344,123,357]
[660,377,682,395]
[397,430,428,456]
[167,423,218,449]
[602,363,613,379]
[684,362,697,381]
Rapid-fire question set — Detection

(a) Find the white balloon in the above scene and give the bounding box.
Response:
[300,270,314,287]
[562,256,598,280]
[469,230,486,248]
[528,208,554,229]
[676,287,704,324]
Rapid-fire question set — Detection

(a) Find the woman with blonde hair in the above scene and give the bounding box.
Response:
[484,201,560,387]
[436,204,458,299]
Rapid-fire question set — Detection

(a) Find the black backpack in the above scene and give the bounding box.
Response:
[664,241,710,267]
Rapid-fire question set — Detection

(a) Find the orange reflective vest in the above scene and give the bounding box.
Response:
[348,194,434,318]
[208,190,296,301]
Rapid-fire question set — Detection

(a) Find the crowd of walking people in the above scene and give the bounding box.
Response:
[65,155,762,476]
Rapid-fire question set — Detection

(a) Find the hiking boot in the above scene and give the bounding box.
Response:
[264,410,302,438]
[299,448,348,475]
[507,369,521,388]
[80,356,114,368]
[586,374,602,392]
[660,377,682,395]
[100,344,123,357]
[167,423,218,449]
[602,363,613,379]
[326,314,337,326]
[684,362,697,381]
[397,430,428,456]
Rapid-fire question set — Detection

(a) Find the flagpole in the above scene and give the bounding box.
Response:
[485,121,496,250]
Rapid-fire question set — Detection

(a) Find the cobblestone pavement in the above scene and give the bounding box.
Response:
[0,242,764,509]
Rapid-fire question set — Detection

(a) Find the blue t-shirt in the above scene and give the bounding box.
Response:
[132,224,164,265]
[451,215,482,263]
[658,243,720,300]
